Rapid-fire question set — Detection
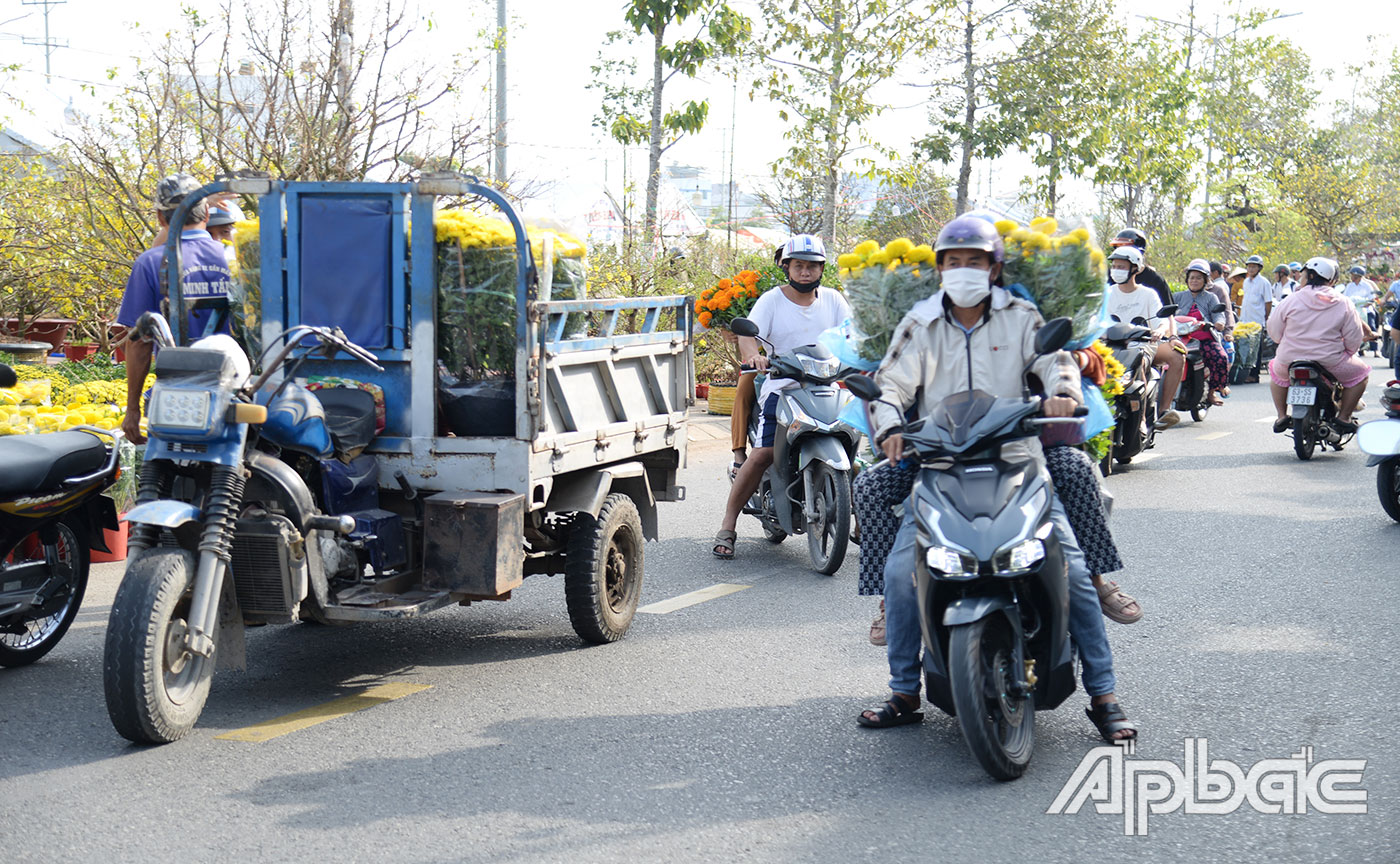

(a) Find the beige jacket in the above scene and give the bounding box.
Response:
[871,287,1083,459]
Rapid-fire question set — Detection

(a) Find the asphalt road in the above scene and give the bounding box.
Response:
[3,363,1398,863]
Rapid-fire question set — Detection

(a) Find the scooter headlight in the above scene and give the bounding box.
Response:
[1006,538,1045,572]
[797,354,840,380]
[925,545,976,578]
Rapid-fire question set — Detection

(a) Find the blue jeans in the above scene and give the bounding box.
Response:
[882,493,1117,699]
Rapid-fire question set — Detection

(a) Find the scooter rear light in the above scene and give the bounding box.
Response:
[1292,368,1312,382]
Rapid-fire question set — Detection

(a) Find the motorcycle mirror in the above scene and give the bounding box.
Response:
[729,317,760,338]
[843,373,882,402]
[1157,304,1178,318]
[0,363,15,388]
[1357,420,1400,456]
[1034,317,1073,355]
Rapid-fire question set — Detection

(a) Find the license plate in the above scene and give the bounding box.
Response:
[1287,385,1316,406]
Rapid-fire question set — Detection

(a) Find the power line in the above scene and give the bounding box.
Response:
[19,0,66,85]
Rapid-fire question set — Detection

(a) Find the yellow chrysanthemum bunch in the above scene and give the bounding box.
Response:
[837,236,934,279]
[1233,321,1262,337]
[1091,340,1127,399]
[435,209,586,261]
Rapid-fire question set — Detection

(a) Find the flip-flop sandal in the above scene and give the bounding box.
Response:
[712,529,736,560]
[1096,581,1143,624]
[857,694,923,728]
[1086,701,1138,743]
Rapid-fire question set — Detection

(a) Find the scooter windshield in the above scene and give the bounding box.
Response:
[907,390,1038,453]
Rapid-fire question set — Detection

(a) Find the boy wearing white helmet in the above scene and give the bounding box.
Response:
[712,234,851,559]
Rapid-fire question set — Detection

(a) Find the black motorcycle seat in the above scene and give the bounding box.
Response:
[1105,322,1151,345]
[0,431,107,498]
[312,387,377,458]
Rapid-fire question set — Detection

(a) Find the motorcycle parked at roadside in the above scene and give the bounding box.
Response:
[729,317,861,575]
[103,313,382,743]
[1356,383,1400,518]
[0,363,123,667]
[1284,360,1351,460]
[1104,305,1176,466]
[1172,315,1213,423]
[845,318,1088,781]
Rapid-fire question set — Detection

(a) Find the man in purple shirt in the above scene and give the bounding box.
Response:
[116,173,234,443]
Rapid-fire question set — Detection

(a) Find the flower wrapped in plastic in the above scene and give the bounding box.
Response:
[231,219,263,365]
[837,237,940,363]
[994,217,1109,350]
[435,209,591,381]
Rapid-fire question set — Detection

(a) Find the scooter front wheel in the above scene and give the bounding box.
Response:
[0,519,88,667]
[103,549,213,744]
[805,464,851,576]
[949,616,1035,781]
[1377,458,1400,522]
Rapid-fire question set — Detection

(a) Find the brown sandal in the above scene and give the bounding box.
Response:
[869,600,886,646]
[1097,580,1143,624]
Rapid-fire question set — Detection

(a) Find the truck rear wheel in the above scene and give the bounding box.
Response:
[565,493,643,644]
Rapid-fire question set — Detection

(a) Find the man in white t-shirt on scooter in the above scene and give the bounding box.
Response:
[1106,245,1183,429]
[711,235,852,559]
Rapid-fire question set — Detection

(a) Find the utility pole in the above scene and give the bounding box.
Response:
[21,0,67,85]
[494,0,508,185]
[332,0,354,152]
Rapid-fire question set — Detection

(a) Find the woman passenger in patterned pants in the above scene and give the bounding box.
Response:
[855,445,1141,645]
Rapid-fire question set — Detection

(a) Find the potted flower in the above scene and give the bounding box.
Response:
[695,269,768,415]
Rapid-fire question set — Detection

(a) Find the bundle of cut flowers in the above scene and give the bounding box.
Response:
[837,237,939,363]
[994,216,1109,350]
[695,269,764,331]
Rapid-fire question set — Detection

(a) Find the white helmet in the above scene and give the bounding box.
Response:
[1303,256,1338,283]
[1107,245,1143,270]
[783,234,826,263]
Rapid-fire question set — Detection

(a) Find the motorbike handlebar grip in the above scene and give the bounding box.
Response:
[739,365,757,373]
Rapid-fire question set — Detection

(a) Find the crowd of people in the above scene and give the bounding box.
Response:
[707,217,1396,747]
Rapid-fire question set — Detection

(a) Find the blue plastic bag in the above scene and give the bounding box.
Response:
[1039,378,1113,448]
[819,319,880,372]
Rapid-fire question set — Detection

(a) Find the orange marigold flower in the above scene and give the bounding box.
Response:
[717,279,732,291]
[698,310,713,327]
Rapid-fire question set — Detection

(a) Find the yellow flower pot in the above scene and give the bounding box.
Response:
[707,384,737,416]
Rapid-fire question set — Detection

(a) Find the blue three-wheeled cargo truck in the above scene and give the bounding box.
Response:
[103,175,692,743]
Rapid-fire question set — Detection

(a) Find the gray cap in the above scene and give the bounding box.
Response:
[155,173,201,210]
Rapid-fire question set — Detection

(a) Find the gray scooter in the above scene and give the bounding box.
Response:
[845,318,1088,780]
[730,318,861,575]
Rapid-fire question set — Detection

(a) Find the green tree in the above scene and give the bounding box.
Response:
[1092,31,1198,230]
[984,0,1122,216]
[615,0,750,243]
[756,0,925,245]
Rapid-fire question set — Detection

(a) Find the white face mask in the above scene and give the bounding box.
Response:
[1109,268,1131,284]
[941,267,992,307]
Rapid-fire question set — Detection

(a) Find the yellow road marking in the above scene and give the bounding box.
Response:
[638,583,751,614]
[215,682,431,743]
[1197,431,1233,441]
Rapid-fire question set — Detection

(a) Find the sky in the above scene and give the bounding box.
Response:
[1,0,1394,233]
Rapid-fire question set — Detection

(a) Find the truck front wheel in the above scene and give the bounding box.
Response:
[564,493,644,644]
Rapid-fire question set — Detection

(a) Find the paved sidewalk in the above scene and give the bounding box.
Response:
[686,401,733,443]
